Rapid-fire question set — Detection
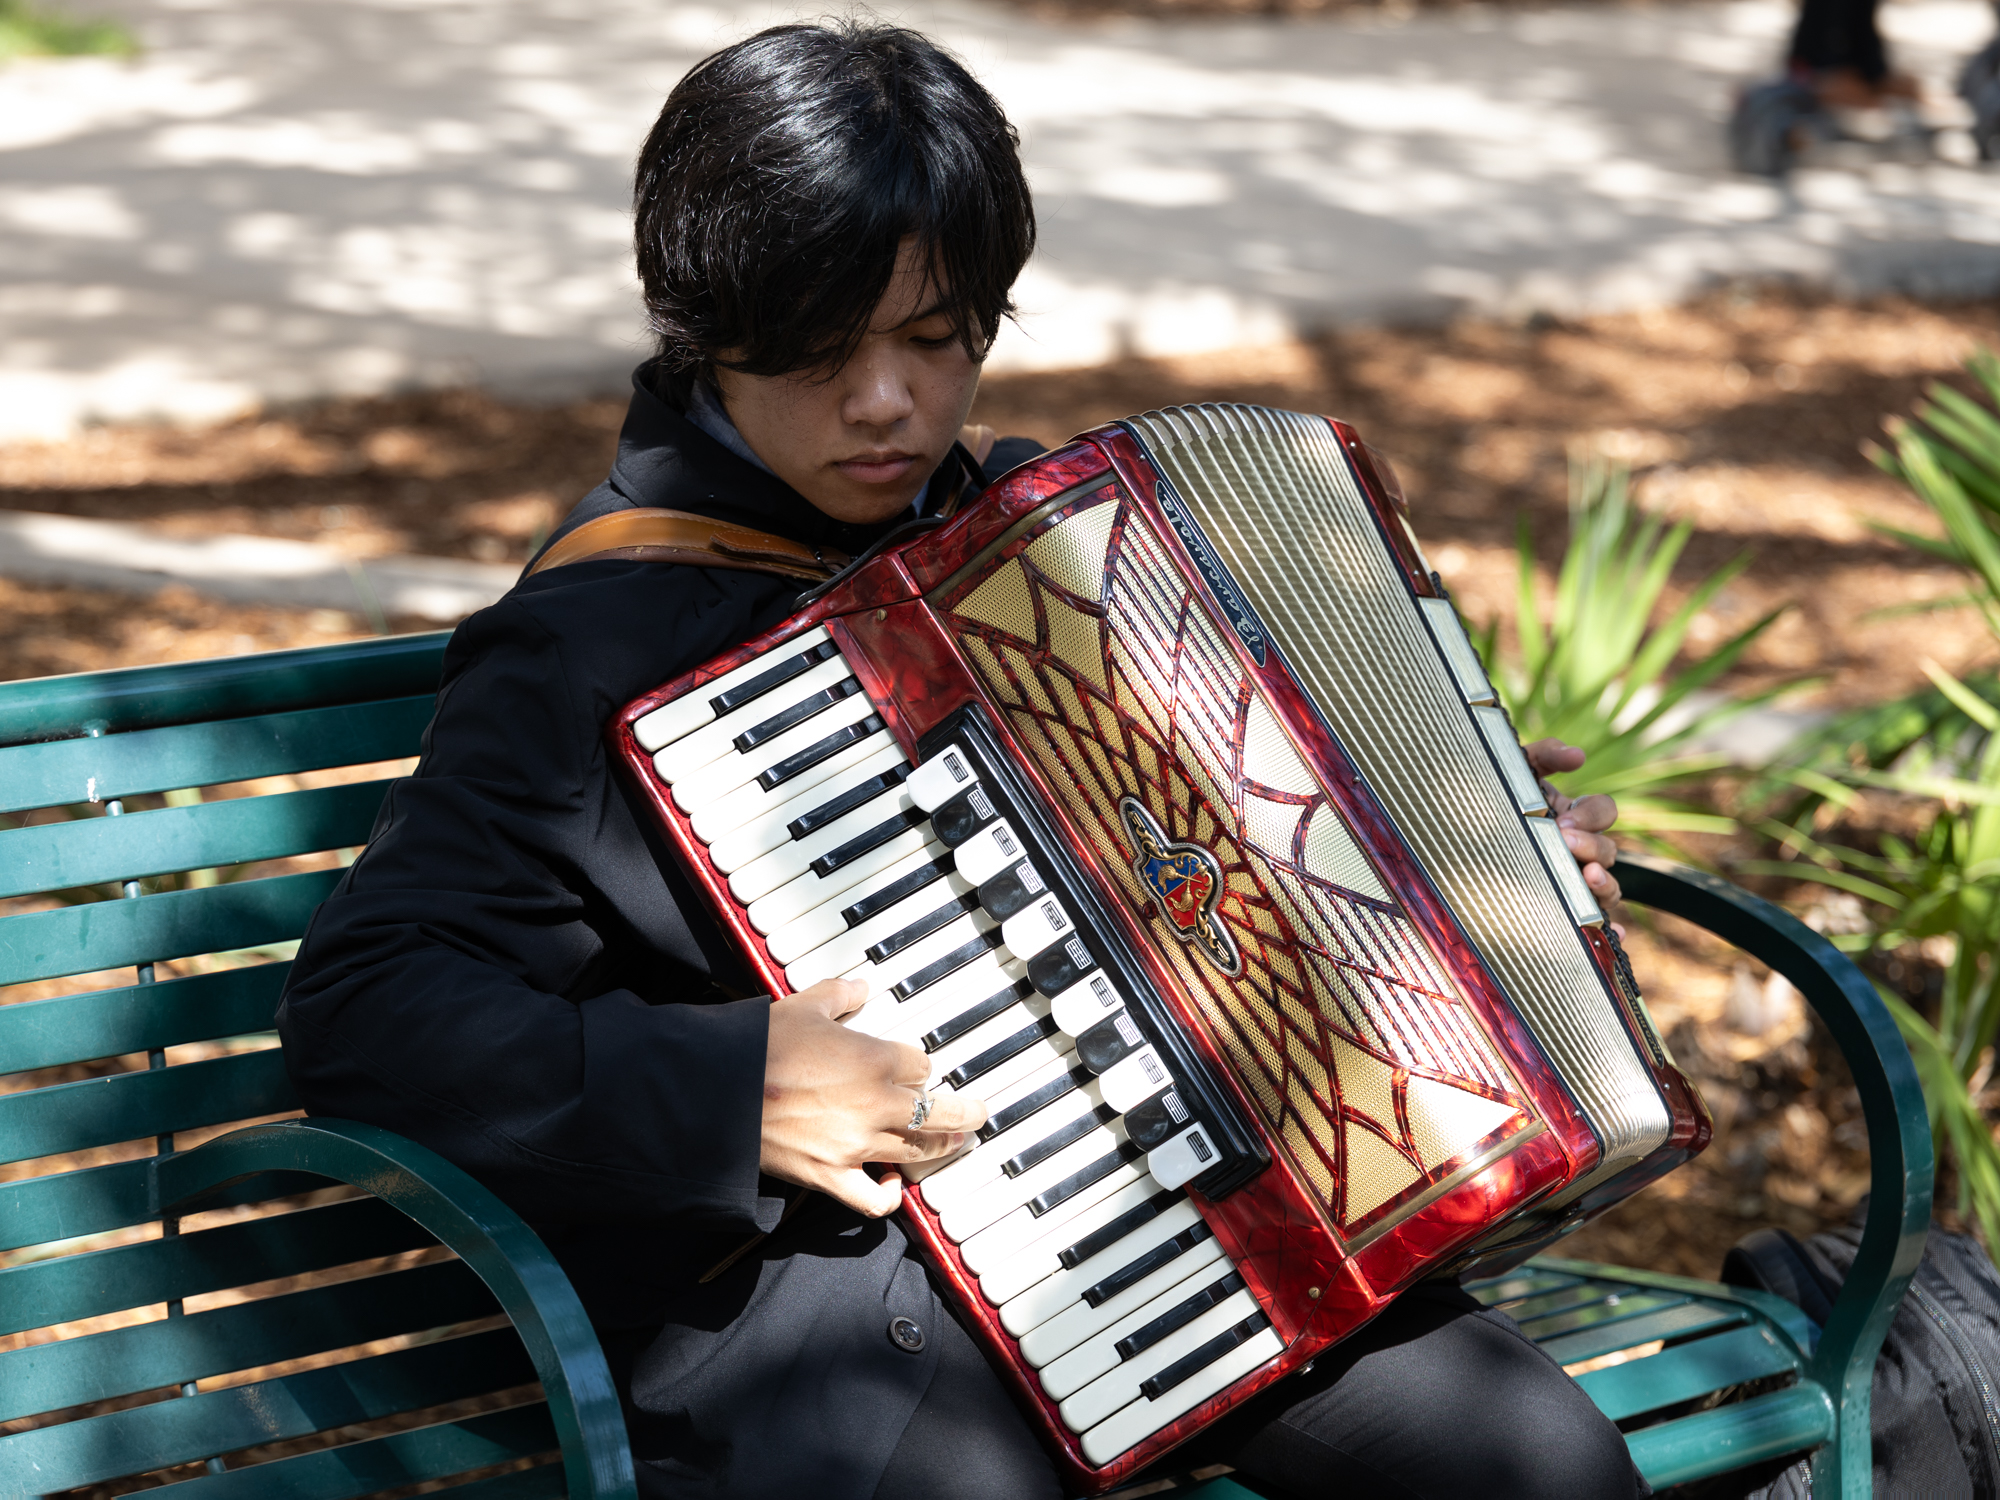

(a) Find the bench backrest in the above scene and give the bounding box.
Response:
[0,635,588,1497]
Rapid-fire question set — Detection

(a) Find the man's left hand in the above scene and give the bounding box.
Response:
[1523,739,1620,908]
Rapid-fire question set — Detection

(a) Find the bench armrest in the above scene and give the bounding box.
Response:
[1619,854,1934,1495]
[153,1117,637,1500]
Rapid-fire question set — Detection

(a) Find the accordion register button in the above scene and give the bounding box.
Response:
[1417,596,1498,707]
[1027,934,1095,998]
[1472,704,1550,817]
[1097,1047,1174,1113]
[951,820,1024,886]
[904,743,977,811]
[1147,1124,1220,1192]
[1527,815,1606,926]
[975,859,1044,921]
[1078,1324,1285,1466]
[1122,1088,1192,1152]
[1049,972,1122,1037]
[1075,1009,1145,1074]
[1020,1237,1228,1375]
[1057,1285,1261,1433]
[996,1196,1203,1338]
[999,897,1072,962]
[930,783,999,847]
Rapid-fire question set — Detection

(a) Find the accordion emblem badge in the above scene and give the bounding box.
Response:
[614,405,1710,1493]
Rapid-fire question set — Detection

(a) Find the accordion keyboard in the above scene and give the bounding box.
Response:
[634,630,1283,1465]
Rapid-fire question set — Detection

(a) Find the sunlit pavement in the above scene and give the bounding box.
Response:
[1,0,1996,438]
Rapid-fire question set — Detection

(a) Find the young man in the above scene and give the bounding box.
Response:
[279,22,1642,1500]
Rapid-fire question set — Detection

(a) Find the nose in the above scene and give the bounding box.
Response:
[840,344,917,432]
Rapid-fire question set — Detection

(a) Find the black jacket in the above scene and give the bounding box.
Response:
[278,365,1045,1498]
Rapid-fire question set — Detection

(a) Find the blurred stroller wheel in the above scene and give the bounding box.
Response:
[1961,38,2000,161]
[1730,79,1820,175]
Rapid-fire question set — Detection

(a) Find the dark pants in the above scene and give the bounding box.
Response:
[1789,0,1888,81]
[872,1279,1649,1500]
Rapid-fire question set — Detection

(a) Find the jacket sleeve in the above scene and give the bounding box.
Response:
[277,586,784,1234]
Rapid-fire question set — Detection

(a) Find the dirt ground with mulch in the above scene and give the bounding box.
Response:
[4,284,1996,1283]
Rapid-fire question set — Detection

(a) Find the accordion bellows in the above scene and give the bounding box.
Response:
[614,405,1708,1492]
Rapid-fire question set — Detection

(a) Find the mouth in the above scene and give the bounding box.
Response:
[834,450,921,484]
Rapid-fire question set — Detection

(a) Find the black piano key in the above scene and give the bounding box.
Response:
[1027,1139,1145,1216]
[1083,1221,1214,1309]
[734,677,863,752]
[1059,1188,1184,1269]
[1001,1103,1119,1178]
[1075,1009,1146,1074]
[891,930,1006,1001]
[1027,933,1094,997]
[840,855,953,929]
[922,981,1033,1053]
[757,715,884,792]
[976,860,1046,921]
[945,1013,1062,1089]
[864,892,982,965]
[930,783,998,847]
[1123,1088,1194,1152]
[808,807,927,879]
[1140,1311,1271,1401]
[709,639,840,714]
[789,766,909,841]
[1114,1271,1246,1361]
[978,1066,1092,1143]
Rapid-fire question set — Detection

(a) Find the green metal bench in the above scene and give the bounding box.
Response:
[0,636,1931,1498]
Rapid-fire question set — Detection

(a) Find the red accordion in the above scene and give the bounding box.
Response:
[611,405,1708,1493]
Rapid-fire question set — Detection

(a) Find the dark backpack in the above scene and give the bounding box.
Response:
[1721,1207,2000,1497]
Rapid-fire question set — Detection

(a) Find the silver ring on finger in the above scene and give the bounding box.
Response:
[907,1089,933,1132]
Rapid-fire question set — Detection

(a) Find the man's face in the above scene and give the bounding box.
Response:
[714,239,984,525]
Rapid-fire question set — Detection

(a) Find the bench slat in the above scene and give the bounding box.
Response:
[0,867,341,985]
[0,1154,324,1254]
[1573,1322,1801,1422]
[0,780,392,899]
[1514,1288,1688,1340]
[0,1192,436,1337]
[402,1462,568,1500]
[0,1324,534,1490]
[0,1048,296,1167]
[0,695,430,816]
[0,633,448,746]
[159,1402,557,1500]
[0,964,288,1077]
[1537,1300,1749,1366]
[0,1257,498,1423]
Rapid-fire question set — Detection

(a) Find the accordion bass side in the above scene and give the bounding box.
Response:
[612,405,1709,1492]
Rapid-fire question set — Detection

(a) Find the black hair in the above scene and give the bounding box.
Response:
[634,21,1036,398]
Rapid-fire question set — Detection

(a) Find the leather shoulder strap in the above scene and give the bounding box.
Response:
[523,508,848,583]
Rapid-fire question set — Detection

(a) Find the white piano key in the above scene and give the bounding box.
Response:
[1022,1235,1227,1374]
[926,1011,1067,1095]
[1077,1326,1283,1466]
[653,655,854,784]
[938,1118,1131,1243]
[670,692,878,812]
[999,896,1073,963]
[746,829,939,935]
[999,1198,1206,1339]
[1055,1284,1260,1429]
[919,1078,1103,1213]
[632,626,831,751]
[846,951,1022,1040]
[917,990,1054,1092]
[972,1174,1162,1304]
[691,729,898,844]
[828,909,997,995]
[1049,971,1123,1038]
[764,846,945,965]
[952,820,1027,886]
[958,1164,1152,1281]
[706,743,910,873]
[905,743,977,811]
[905,1047,1081,1189]
[729,785,923,905]
[777,874,978,987]
[1097,1047,1175,1113]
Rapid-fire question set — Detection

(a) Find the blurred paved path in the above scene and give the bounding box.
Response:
[2,0,1996,437]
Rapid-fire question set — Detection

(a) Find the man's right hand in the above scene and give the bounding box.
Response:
[761,977,989,1218]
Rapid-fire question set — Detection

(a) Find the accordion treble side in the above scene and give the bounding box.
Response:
[612,406,1709,1493]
